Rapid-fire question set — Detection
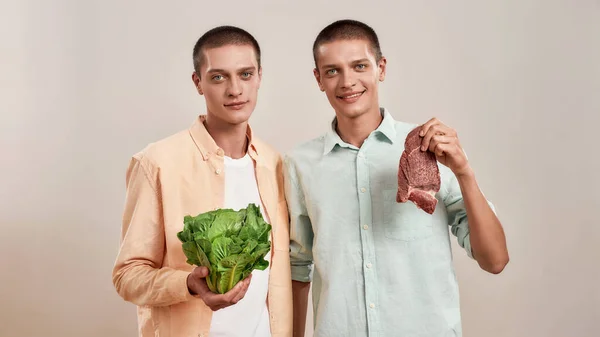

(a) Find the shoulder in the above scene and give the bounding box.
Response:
[130,128,193,173]
[278,135,328,186]
[284,135,326,165]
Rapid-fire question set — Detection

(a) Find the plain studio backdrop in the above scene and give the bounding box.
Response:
[1,1,599,336]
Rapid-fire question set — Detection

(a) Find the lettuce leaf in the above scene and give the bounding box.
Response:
[177,203,272,294]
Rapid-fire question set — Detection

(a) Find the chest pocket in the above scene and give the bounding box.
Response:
[381,189,434,241]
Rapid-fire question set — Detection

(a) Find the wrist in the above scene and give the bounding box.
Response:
[454,165,474,181]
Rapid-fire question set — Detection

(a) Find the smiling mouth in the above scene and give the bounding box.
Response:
[224,101,248,109]
[337,90,366,101]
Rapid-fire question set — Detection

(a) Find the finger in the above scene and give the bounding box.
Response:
[431,123,456,138]
[193,280,212,304]
[428,135,455,153]
[236,274,252,289]
[242,274,253,289]
[420,118,457,138]
[433,143,452,157]
[235,276,253,301]
[203,273,255,308]
[188,267,210,297]
[192,266,209,279]
[421,124,443,151]
[238,274,252,292]
[218,279,244,303]
[419,117,439,137]
[229,274,254,302]
[231,283,250,304]
[204,287,238,310]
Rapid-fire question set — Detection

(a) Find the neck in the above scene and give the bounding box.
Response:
[203,113,248,159]
[335,106,383,148]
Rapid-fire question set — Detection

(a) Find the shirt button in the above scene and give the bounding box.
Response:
[369,303,375,308]
[358,153,364,158]
[366,263,372,268]
[363,224,369,230]
[215,168,222,175]
[216,149,224,156]
[360,187,366,193]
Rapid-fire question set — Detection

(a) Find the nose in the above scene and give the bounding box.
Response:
[226,78,242,97]
[340,71,356,89]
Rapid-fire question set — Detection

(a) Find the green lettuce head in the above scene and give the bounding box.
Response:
[177,203,272,294]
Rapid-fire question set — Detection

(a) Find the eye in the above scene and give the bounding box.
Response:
[241,71,253,79]
[356,64,367,70]
[212,74,224,81]
[326,69,337,75]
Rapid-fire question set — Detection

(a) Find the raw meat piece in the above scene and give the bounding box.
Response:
[396,126,441,214]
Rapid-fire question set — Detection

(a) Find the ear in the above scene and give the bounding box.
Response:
[257,66,263,88]
[313,68,325,92]
[378,56,387,82]
[192,72,203,95]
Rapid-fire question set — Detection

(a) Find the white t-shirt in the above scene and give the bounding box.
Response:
[209,153,272,337]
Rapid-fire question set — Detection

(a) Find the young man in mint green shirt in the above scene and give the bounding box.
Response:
[285,19,509,337]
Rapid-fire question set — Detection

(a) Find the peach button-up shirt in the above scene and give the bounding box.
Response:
[112,115,293,337]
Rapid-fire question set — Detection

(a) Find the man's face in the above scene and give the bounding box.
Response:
[314,39,386,119]
[193,44,261,125]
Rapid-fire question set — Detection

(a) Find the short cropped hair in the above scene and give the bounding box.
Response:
[192,25,261,75]
[312,19,383,68]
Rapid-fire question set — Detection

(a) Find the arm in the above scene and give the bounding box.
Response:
[112,155,194,307]
[445,169,509,274]
[292,280,311,337]
[283,156,314,337]
[420,118,509,274]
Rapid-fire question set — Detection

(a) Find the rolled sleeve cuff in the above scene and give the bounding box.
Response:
[170,269,196,302]
[291,264,312,282]
[463,235,474,259]
[459,200,496,260]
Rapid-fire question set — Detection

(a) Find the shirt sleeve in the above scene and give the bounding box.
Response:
[112,155,195,307]
[442,168,497,259]
[283,155,314,282]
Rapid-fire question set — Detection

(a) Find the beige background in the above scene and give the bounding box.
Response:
[2,1,599,336]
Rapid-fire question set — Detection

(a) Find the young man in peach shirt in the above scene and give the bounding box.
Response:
[112,26,292,337]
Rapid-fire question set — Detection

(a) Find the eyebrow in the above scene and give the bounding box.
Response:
[321,64,338,70]
[206,68,227,74]
[206,66,257,74]
[321,58,371,70]
[352,58,370,64]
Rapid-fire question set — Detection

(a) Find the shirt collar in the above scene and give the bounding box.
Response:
[189,115,259,161]
[323,107,397,155]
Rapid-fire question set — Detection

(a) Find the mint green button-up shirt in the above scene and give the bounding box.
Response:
[283,108,495,337]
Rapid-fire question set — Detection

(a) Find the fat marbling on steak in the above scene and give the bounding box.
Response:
[396,126,441,214]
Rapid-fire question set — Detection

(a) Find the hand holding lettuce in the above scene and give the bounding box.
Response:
[177,203,272,294]
[185,264,252,311]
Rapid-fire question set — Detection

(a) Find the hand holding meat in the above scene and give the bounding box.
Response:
[397,118,472,214]
[419,117,471,177]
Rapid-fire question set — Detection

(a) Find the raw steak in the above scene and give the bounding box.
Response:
[396,126,441,214]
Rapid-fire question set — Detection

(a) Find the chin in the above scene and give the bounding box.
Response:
[220,109,253,125]
[335,104,370,119]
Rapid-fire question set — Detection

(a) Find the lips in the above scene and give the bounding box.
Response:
[337,90,366,103]
[224,101,248,110]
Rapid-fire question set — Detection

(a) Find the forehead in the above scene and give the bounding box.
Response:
[315,39,375,66]
[201,44,258,72]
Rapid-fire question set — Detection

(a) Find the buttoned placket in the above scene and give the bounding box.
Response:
[205,147,225,211]
[355,137,380,336]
